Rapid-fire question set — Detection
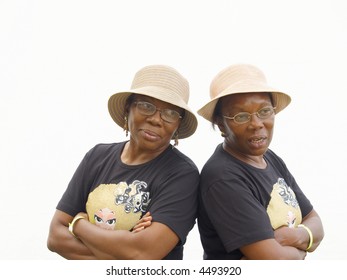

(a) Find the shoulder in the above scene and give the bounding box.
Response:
[87,142,124,154]
[264,149,287,167]
[199,145,246,193]
[201,144,239,176]
[83,142,125,162]
[162,146,199,172]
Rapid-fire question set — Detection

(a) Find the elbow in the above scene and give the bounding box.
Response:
[47,230,61,254]
[307,226,325,253]
[115,247,157,260]
[313,228,325,252]
[314,223,325,247]
[47,235,57,253]
[119,248,148,260]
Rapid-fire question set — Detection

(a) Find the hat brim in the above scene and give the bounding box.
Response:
[108,87,198,139]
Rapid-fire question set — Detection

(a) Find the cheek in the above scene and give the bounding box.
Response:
[127,113,139,131]
[265,119,275,131]
[168,122,180,136]
[166,127,179,139]
[224,126,240,143]
[223,121,241,137]
[266,123,274,139]
[261,120,275,143]
[231,131,242,143]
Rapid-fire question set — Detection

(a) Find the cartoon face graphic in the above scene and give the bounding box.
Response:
[266,178,302,230]
[86,181,151,231]
[93,208,117,230]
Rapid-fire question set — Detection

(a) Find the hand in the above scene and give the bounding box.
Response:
[274,226,296,247]
[132,212,152,233]
[274,226,308,259]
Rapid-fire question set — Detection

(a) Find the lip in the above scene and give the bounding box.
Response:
[248,135,268,148]
[141,129,161,141]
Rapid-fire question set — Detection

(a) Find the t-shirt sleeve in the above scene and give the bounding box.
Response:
[268,150,313,217]
[148,164,199,244]
[202,177,274,253]
[56,149,94,216]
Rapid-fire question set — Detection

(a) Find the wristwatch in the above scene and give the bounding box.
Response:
[68,215,85,238]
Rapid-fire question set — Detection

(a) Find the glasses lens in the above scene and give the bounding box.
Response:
[161,109,181,123]
[136,101,155,115]
[257,107,274,118]
[135,101,181,123]
[234,113,251,124]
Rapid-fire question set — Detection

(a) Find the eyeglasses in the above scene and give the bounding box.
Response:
[223,106,276,124]
[133,101,182,123]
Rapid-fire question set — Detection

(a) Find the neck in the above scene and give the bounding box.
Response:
[222,142,267,169]
[121,141,169,165]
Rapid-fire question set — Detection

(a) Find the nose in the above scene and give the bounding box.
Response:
[147,109,162,123]
[248,113,264,128]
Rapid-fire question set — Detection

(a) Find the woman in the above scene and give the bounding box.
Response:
[47,65,199,260]
[197,64,324,260]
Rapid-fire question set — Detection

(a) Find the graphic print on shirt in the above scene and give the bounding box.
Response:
[86,180,151,231]
[266,178,302,229]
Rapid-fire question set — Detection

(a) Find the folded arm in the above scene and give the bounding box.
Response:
[47,209,177,260]
[274,209,324,252]
[47,210,97,259]
[240,237,307,260]
[240,209,324,260]
[72,211,178,259]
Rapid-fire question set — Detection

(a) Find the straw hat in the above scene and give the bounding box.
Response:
[197,64,291,122]
[108,65,198,139]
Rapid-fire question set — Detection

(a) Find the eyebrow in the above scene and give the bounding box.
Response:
[227,102,273,112]
[136,98,183,112]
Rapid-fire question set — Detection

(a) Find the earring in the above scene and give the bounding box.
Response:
[174,132,179,146]
[124,115,129,137]
[221,132,226,137]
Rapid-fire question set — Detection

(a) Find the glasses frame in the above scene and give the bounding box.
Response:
[133,101,182,123]
[223,106,277,124]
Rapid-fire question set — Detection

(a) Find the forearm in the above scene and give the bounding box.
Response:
[278,245,307,260]
[241,238,307,260]
[274,211,324,253]
[301,211,324,252]
[274,226,304,250]
[47,222,97,259]
[75,219,139,259]
[73,218,178,260]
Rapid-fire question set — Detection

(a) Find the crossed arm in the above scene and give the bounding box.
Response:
[47,209,177,259]
[240,209,324,260]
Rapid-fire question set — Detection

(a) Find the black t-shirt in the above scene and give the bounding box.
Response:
[198,144,313,260]
[57,141,199,259]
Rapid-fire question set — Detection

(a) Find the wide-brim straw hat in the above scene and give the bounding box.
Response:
[108,65,198,139]
[198,64,291,122]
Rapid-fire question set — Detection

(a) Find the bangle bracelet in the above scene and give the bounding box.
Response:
[68,215,85,238]
[298,224,313,251]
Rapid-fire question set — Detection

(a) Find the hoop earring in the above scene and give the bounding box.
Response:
[124,115,129,137]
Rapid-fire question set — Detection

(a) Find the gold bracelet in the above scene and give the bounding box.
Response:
[68,215,85,238]
[298,224,313,251]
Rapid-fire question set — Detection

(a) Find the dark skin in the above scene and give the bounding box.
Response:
[47,95,184,259]
[216,92,324,259]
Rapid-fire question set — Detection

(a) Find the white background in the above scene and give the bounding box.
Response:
[1,0,346,261]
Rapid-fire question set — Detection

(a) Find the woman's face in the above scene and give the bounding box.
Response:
[218,92,275,160]
[127,94,183,153]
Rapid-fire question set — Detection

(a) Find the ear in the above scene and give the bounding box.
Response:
[217,118,226,135]
[124,104,131,115]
